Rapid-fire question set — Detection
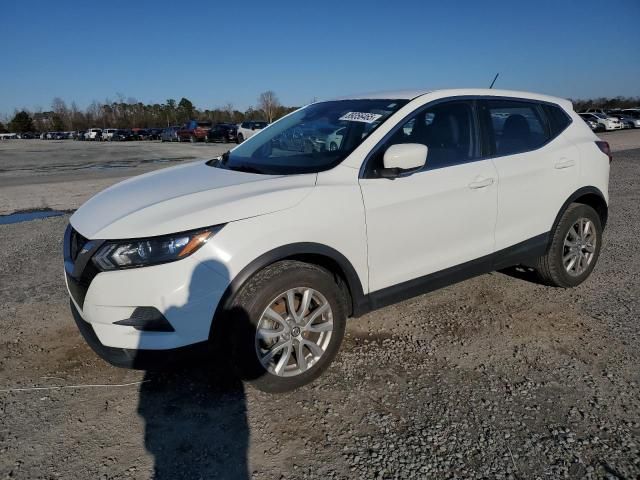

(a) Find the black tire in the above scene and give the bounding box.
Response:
[237,133,244,144]
[228,260,347,393]
[535,203,602,288]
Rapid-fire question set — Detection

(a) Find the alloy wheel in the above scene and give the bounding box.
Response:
[563,218,597,276]
[255,287,333,377]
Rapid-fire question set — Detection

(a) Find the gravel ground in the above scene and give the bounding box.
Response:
[0,149,639,479]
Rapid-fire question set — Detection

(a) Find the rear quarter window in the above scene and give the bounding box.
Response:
[486,100,550,156]
[543,104,572,137]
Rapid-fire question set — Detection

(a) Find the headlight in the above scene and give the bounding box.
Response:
[92,226,222,271]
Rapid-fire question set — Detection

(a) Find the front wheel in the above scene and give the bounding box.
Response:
[228,261,347,393]
[236,133,244,144]
[534,203,602,288]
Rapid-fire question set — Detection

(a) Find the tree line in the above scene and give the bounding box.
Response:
[1,94,639,134]
[571,96,640,112]
[0,90,297,133]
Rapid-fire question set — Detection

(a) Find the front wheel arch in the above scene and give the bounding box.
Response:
[209,243,367,341]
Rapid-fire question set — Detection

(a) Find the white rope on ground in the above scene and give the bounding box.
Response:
[0,380,149,393]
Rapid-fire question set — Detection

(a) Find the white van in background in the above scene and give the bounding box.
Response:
[86,128,102,140]
[103,128,117,141]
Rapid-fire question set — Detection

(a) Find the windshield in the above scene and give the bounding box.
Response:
[211,99,408,175]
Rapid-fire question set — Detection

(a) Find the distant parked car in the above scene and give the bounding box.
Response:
[236,120,268,143]
[325,127,346,151]
[147,128,163,140]
[46,131,66,140]
[102,128,117,141]
[579,114,605,132]
[86,128,102,140]
[621,110,640,128]
[205,123,237,143]
[74,130,87,141]
[580,113,622,131]
[177,120,212,142]
[111,129,134,141]
[161,126,180,142]
[133,129,150,140]
[608,110,640,129]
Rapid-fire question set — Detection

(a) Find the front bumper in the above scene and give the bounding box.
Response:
[64,225,230,353]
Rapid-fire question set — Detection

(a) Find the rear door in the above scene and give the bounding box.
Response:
[480,99,579,251]
[359,99,498,292]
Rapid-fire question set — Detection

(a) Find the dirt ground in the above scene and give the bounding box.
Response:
[0,139,639,479]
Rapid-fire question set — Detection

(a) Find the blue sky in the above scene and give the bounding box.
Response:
[2,0,639,115]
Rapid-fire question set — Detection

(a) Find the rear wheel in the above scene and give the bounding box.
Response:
[237,133,244,144]
[229,261,347,393]
[535,203,602,287]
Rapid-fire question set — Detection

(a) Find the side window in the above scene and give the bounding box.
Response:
[486,100,549,156]
[543,104,572,137]
[241,122,249,129]
[366,100,476,176]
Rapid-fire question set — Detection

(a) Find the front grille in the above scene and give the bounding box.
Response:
[70,228,88,261]
[64,224,103,309]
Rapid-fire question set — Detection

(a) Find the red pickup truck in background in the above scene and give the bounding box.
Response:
[177,120,212,142]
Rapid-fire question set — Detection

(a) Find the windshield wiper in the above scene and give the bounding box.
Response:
[205,150,230,168]
[227,164,265,174]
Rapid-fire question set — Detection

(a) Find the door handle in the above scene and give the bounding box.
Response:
[555,159,575,169]
[468,177,494,189]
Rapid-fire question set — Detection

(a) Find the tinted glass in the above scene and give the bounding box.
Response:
[487,100,548,156]
[543,104,572,136]
[366,101,476,175]
[212,99,408,175]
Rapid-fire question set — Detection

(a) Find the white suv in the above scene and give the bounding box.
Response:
[86,128,103,140]
[102,128,117,141]
[64,89,610,392]
[236,120,268,143]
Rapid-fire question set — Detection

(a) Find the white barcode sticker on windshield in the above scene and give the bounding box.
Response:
[339,112,383,123]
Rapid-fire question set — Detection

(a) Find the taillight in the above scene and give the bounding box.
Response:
[595,141,612,163]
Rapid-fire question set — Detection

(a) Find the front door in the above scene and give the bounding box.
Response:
[359,100,498,293]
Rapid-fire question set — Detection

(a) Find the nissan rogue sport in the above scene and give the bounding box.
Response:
[64,89,610,392]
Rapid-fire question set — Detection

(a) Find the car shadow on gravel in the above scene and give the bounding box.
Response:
[136,261,255,480]
[498,265,547,285]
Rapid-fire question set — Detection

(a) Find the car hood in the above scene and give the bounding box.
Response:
[70,160,317,239]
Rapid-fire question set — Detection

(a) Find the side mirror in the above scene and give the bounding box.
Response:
[380,143,428,178]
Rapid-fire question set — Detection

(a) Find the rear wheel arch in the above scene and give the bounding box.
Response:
[210,243,367,340]
[551,187,608,237]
